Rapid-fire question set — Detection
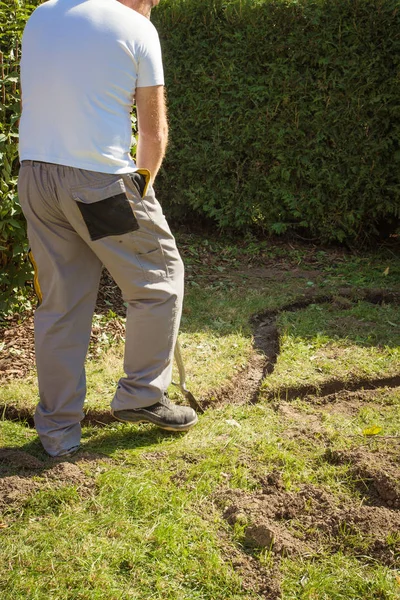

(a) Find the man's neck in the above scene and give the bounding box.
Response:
[117,0,152,19]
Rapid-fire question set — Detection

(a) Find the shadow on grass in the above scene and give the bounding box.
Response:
[0,420,183,480]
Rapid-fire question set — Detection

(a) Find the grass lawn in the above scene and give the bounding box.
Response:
[1,233,399,599]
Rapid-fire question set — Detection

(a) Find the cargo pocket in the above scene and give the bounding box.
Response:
[134,231,169,282]
[72,179,139,241]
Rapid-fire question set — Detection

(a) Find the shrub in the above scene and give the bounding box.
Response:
[0,0,38,312]
[153,0,400,242]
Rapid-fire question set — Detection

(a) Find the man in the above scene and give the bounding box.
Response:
[18,0,198,458]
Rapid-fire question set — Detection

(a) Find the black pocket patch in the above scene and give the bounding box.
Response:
[77,193,139,241]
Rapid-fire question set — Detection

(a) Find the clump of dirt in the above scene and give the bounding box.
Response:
[0,449,44,471]
[244,521,310,556]
[217,473,400,567]
[230,547,281,600]
[217,523,282,599]
[0,450,105,517]
[0,476,40,513]
[45,461,89,485]
[326,448,400,509]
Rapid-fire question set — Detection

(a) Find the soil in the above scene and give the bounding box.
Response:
[201,352,267,409]
[0,271,126,382]
[218,473,400,566]
[215,474,400,599]
[217,524,282,600]
[0,448,108,517]
[325,447,400,509]
[0,315,35,381]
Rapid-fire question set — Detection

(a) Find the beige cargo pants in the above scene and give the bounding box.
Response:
[18,161,184,456]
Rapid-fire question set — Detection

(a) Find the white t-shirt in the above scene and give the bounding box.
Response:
[19,0,164,173]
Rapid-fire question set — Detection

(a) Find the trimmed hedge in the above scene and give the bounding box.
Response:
[0,0,36,309]
[153,0,400,241]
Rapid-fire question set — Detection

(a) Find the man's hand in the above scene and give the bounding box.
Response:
[135,85,168,184]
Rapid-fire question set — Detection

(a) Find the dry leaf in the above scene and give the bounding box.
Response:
[362,425,383,436]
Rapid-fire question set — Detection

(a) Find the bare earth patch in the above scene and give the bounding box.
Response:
[217,474,400,568]
[0,449,108,517]
[0,316,35,381]
[0,272,126,383]
[306,386,400,408]
[217,525,281,600]
[326,447,400,509]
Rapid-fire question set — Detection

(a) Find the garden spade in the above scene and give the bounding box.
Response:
[173,339,204,414]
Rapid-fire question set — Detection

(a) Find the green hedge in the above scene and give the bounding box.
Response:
[153,0,400,241]
[0,0,36,311]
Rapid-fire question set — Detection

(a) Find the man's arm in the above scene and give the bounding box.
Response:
[135,84,168,184]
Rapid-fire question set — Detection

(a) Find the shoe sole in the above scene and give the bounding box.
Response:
[112,411,198,432]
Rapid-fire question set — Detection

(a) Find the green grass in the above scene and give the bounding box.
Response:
[1,235,400,599]
[280,553,400,600]
[262,301,400,396]
[1,399,400,598]
[0,470,247,600]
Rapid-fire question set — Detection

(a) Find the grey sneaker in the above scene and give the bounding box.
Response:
[112,395,198,432]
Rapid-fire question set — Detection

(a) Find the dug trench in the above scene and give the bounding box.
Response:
[1,284,399,423]
[206,286,400,408]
